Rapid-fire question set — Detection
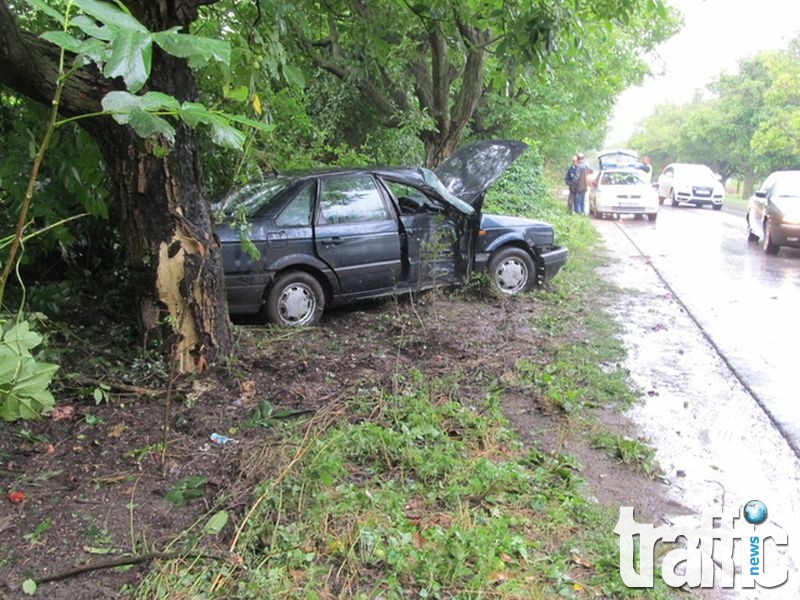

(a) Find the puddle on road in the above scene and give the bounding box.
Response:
[596,221,800,598]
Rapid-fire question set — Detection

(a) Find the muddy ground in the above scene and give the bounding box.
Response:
[3,220,793,598]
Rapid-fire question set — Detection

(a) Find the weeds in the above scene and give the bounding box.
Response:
[592,432,661,479]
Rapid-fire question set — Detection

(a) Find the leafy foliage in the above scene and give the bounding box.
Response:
[0,319,58,421]
[628,33,800,189]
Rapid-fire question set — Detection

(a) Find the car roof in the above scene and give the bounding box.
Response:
[668,162,712,169]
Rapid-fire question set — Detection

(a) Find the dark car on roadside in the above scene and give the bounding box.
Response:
[215,140,568,326]
[746,170,800,255]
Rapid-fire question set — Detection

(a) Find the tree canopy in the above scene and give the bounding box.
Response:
[628,34,800,191]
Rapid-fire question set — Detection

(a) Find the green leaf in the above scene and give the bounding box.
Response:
[203,511,229,536]
[22,578,37,595]
[225,113,273,134]
[153,31,231,68]
[209,121,245,150]
[22,0,63,21]
[73,0,147,33]
[0,354,25,385]
[9,363,59,397]
[2,321,42,355]
[101,91,139,123]
[103,30,152,93]
[224,86,249,102]
[177,101,210,128]
[128,110,175,143]
[282,64,306,88]
[40,31,86,54]
[240,235,261,262]
[138,91,181,112]
[71,15,114,41]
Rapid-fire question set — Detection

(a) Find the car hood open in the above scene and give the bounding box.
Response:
[434,140,528,210]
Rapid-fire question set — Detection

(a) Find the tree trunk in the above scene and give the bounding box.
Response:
[0,0,232,373]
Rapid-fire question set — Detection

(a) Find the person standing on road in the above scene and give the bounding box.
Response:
[572,153,592,215]
[639,155,653,181]
[564,155,578,213]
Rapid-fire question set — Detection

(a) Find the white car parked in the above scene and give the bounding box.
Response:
[588,168,659,221]
[657,163,724,209]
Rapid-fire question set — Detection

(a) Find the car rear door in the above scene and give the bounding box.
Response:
[314,173,404,295]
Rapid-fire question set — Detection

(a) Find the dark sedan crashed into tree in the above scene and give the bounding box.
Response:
[215,140,568,326]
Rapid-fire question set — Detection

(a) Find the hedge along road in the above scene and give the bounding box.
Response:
[592,207,800,597]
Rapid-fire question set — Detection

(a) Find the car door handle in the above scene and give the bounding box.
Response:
[320,237,343,247]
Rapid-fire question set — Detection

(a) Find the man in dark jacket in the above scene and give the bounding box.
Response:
[572,153,592,215]
[564,155,578,213]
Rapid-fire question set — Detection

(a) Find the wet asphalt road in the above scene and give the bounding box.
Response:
[592,204,800,457]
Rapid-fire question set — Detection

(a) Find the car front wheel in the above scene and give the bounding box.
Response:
[264,271,325,326]
[488,248,537,294]
[671,191,679,207]
[763,221,780,255]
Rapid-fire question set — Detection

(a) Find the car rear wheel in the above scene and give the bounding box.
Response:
[487,247,536,294]
[264,271,325,327]
[763,221,780,255]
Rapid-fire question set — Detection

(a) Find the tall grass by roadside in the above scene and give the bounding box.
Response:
[133,148,676,599]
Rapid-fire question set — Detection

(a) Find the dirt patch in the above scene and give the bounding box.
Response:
[0,286,680,599]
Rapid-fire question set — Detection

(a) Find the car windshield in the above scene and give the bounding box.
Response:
[601,171,646,186]
[679,165,714,178]
[772,174,800,198]
[215,180,291,217]
[420,168,475,215]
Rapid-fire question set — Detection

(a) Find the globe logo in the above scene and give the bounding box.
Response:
[744,500,768,525]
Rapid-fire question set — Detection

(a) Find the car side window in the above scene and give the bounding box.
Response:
[276,182,315,227]
[318,175,389,224]
[384,181,442,215]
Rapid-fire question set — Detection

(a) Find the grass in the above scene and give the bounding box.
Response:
[133,156,677,599]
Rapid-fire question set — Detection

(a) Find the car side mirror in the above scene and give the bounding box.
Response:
[755,190,767,198]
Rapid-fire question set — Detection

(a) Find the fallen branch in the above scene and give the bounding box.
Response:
[67,375,176,397]
[34,551,223,585]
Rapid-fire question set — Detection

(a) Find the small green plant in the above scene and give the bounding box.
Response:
[243,399,308,428]
[164,476,207,506]
[0,319,59,421]
[592,432,660,478]
[24,519,52,544]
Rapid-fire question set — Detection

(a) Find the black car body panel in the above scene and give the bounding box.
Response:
[216,140,568,325]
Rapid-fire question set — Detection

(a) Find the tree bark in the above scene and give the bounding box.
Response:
[0,0,232,373]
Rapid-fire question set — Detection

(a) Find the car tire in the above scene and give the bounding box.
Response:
[658,195,665,205]
[712,204,722,211]
[671,191,679,207]
[763,221,780,255]
[487,247,536,294]
[264,271,325,327]
[647,213,658,222]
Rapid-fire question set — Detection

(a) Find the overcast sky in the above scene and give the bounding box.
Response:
[606,0,800,145]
